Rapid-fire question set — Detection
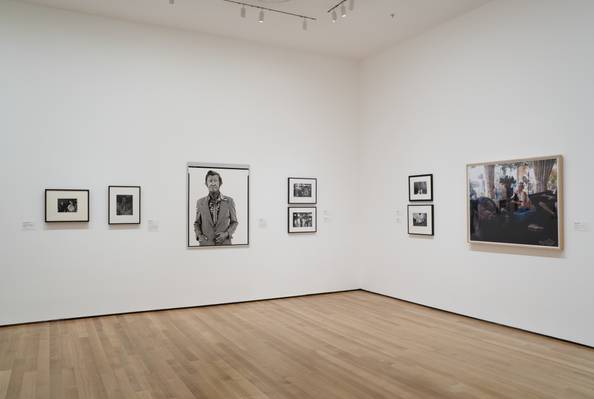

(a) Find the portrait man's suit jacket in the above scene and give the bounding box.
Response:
[194,194,238,246]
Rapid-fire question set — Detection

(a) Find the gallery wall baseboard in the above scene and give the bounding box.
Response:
[361,289,594,350]
[0,289,361,329]
[2,289,592,351]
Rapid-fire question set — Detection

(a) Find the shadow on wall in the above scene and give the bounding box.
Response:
[108,224,141,231]
[44,223,89,231]
[409,235,434,240]
[469,243,564,259]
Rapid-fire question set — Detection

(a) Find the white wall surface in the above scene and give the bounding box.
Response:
[2,0,594,348]
[0,1,360,325]
[360,0,594,346]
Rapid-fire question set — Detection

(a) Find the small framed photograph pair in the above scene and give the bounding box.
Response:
[288,178,317,233]
[408,174,434,236]
[45,189,90,222]
[108,186,141,224]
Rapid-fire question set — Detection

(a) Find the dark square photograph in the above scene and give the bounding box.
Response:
[57,198,78,213]
[413,212,427,226]
[414,181,427,195]
[116,195,133,215]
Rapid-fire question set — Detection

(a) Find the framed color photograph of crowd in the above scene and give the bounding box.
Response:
[467,155,563,249]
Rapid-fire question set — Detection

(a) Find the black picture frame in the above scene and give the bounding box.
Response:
[45,189,90,223]
[408,174,433,202]
[108,185,141,225]
[288,177,317,204]
[407,204,434,236]
[288,206,317,234]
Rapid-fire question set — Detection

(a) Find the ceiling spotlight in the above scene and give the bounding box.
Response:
[341,4,347,18]
[302,18,307,31]
[240,4,246,18]
[349,0,354,11]
[331,9,337,22]
[258,9,264,23]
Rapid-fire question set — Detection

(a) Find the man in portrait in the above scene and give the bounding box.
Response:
[194,170,238,246]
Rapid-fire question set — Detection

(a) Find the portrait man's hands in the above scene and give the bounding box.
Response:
[197,234,208,242]
[215,231,229,244]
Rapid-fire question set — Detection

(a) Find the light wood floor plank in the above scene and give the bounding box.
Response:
[1,291,593,399]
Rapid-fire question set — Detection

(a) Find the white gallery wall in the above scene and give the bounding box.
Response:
[2,0,594,348]
[0,1,360,325]
[359,0,594,346]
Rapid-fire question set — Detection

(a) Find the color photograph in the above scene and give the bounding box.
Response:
[467,155,562,249]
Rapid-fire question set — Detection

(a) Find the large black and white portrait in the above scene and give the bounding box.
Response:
[288,177,317,204]
[45,189,89,222]
[408,204,434,236]
[108,186,141,225]
[187,163,249,247]
[409,174,433,202]
[288,207,317,233]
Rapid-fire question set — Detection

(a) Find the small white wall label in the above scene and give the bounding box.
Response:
[22,221,35,231]
[574,222,590,232]
[148,220,160,232]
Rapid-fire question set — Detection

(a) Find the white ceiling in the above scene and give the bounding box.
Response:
[20,0,491,58]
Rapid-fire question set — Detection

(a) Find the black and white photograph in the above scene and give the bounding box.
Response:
[409,174,433,201]
[45,189,89,222]
[288,207,317,233]
[288,177,317,204]
[187,163,249,247]
[57,198,77,213]
[108,186,141,224]
[408,204,434,236]
[412,212,427,227]
[117,195,133,215]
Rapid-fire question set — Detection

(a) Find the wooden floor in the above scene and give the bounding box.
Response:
[1,291,593,399]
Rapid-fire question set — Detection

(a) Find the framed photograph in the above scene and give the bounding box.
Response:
[45,189,89,222]
[409,174,433,202]
[288,207,317,233]
[408,204,434,236]
[187,163,249,248]
[108,186,141,224]
[467,155,563,249]
[288,177,317,204]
